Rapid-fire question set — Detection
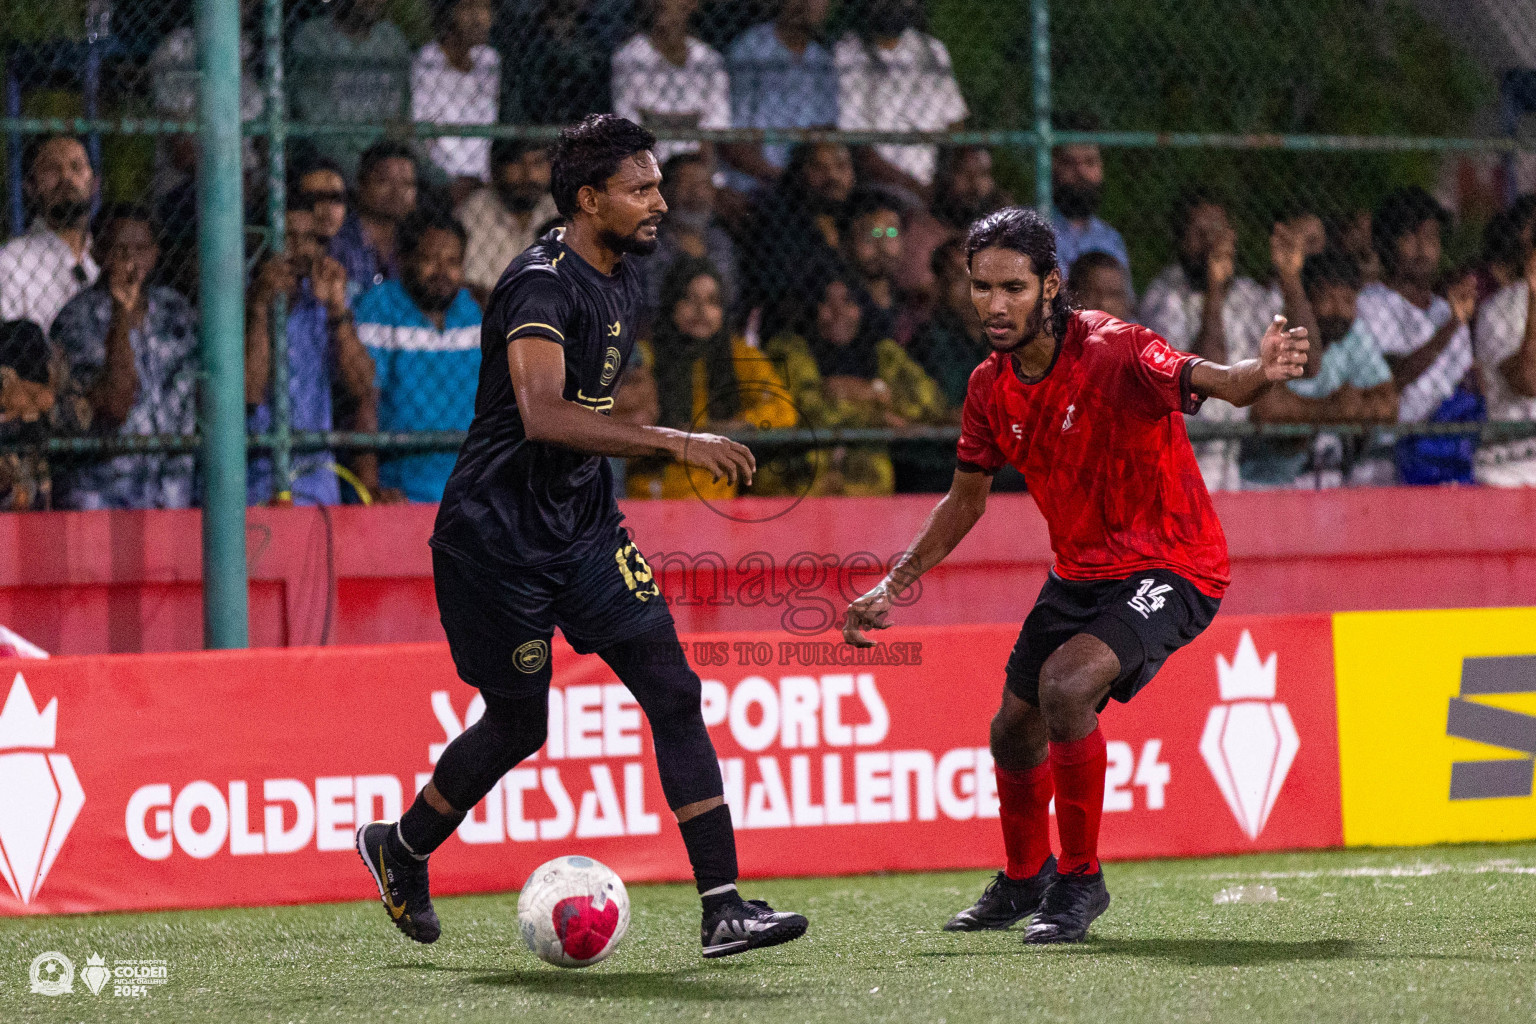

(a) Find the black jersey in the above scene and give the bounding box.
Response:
[432,230,644,570]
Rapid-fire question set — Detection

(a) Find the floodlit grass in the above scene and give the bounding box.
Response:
[4,842,1534,1023]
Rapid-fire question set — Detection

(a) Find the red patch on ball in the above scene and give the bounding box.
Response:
[552,895,620,961]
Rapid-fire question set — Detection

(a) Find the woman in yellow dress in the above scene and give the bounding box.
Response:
[626,257,798,500]
[762,270,948,496]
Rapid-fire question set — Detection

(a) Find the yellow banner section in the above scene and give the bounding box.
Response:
[1334,608,1536,847]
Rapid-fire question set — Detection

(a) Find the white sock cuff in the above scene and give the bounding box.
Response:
[701,883,738,898]
[394,822,429,862]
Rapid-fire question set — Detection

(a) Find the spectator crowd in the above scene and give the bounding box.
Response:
[2,0,1535,511]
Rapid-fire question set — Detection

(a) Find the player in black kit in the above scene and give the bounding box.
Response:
[357,114,808,959]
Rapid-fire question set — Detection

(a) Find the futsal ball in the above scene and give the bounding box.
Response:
[517,855,630,968]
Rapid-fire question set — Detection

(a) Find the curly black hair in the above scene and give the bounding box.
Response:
[549,114,657,219]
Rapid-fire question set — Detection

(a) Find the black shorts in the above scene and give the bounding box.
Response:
[1005,569,1221,710]
[433,527,673,697]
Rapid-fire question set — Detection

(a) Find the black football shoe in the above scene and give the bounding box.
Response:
[944,855,1058,931]
[356,821,441,944]
[701,898,808,959]
[1022,869,1110,944]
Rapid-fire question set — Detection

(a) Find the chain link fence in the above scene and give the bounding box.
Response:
[1,0,1533,510]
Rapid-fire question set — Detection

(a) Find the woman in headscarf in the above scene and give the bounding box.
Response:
[626,257,797,499]
[762,269,946,495]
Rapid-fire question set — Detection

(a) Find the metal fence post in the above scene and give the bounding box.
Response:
[263,0,292,503]
[1031,0,1052,218]
[197,0,250,649]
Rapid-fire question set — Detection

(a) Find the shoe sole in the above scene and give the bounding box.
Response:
[702,917,809,959]
[355,822,438,945]
[942,908,1036,932]
[1022,890,1111,945]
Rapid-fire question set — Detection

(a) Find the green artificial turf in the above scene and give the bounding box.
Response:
[4,842,1534,1023]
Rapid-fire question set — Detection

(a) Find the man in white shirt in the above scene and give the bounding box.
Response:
[0,135,100,334]
[455,139,557,305]
[834,0,967,199]
[1354,187,1475,425]
[1136,189,1271,491]
[1473,249,1536,485]
[612,0,731,167]
[413,0,500,197]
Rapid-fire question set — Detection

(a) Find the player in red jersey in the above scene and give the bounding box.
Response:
[842,207,1308,944]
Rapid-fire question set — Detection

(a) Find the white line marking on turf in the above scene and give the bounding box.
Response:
[1198,860,1536,881]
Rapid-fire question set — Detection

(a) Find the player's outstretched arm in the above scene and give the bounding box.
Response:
[1189,314,1309,409]
[843,467,992,647]
[509,336,756,486]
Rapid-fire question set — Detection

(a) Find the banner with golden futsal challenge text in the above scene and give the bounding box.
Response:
[0,617,1342,916]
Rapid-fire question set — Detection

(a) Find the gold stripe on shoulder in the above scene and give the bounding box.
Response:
[508,322,566,341]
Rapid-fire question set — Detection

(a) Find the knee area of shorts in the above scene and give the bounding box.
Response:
[1036,665,1096,718]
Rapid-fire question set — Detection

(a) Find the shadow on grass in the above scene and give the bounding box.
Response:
[1079,938,1359,966]
[380,962,789,1000]
[465,968,792,1000]
[915,939,1360,967]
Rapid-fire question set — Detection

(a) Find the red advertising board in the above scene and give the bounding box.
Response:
[0,616,1340,916]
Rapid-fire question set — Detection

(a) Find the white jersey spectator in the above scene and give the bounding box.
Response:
[412,0,500,184]
[147,25,263,197]
[0,222,99,335]
[1355,282,1473,423]
[1474,280,1536,485]
[612,30,730,167]
[1138,264,1271,491]
[834,28,967,186]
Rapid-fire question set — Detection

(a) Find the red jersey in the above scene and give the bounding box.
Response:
[957,309,1230,597]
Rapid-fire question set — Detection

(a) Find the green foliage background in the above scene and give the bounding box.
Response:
[930,0,1493,287]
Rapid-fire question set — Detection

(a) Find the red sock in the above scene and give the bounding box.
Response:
[995,762,1054,879]
[1049,727,1107,875]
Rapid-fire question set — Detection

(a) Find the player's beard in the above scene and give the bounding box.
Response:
[601,225,659,257]
[987,291,1048,353]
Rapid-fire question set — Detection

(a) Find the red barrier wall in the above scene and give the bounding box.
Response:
[0,617,1339,915]
[3,487,1534,655]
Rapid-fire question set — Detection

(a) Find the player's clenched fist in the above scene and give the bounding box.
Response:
[679,432,756,486]
[843,582,894,647]
[1259,315,1309,381]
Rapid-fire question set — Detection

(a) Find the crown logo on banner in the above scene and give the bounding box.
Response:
[0,674,85,905]
[1200,633,1298,841]
[1215,629,1277,701]
[0,671,58,749]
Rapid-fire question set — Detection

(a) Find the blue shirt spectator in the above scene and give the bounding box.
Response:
[1051,116,1130,277]
[247,288,342,506]
[356,210,481,502]
[724,3,838,194]
[1053,213,1130,279]
[245,203,380,506]
[356,281,481,501]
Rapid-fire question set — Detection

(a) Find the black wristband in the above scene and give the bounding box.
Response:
[326,310,353,329]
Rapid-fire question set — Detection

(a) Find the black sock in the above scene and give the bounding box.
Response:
[677,804,740,910]
[391,792,465,862]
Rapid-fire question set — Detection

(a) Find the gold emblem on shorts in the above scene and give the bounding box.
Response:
[513,639,549,673]
[600,346,621,386]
